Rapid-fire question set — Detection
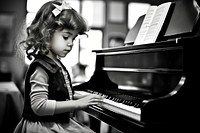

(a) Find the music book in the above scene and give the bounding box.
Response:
[134,2,173,45]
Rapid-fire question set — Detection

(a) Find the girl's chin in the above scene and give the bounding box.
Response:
[59,53,68,58]
[59,55,66,58]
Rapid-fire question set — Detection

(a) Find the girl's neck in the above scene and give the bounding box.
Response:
[47,50,59,62]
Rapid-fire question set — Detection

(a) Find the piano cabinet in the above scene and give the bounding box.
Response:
[73,37,199,133]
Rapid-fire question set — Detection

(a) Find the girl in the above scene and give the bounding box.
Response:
[14,1,103,133]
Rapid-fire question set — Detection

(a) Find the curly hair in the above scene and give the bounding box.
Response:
[21,0,88,60]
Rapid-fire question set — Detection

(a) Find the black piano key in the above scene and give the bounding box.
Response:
[86,89,143,108]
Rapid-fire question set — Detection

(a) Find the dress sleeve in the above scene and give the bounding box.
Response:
[30,66,56,116]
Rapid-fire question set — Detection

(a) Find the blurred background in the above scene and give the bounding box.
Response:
[0,0,174,95]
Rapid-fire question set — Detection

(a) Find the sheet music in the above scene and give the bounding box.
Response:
[134,2,172,45]
[134,6,157,45]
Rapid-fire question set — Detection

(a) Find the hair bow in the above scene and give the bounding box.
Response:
[52,1,73,17]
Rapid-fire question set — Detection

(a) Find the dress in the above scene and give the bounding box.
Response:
[13,56,95,133]
[14,118,94,133]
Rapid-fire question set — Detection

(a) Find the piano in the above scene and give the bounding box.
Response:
[73,0,200,133]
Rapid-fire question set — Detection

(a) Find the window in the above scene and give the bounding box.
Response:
[128,2,150,29]
[82,0,105,27]
[26,0,80,26]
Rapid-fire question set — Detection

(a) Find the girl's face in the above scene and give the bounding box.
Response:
[49,29,78,58]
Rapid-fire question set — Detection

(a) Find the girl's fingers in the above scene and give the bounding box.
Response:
[90,98,103,106]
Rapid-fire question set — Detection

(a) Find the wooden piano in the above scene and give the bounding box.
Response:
[74,0,200,132]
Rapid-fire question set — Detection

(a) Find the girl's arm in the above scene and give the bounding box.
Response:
[30,66,102,116]
[54,94,102,114]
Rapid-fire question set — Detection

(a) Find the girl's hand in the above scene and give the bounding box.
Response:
[76,94,103,109]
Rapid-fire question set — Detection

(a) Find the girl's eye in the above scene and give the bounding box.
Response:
[63,36,69,40]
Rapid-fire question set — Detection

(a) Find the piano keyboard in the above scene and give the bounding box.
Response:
[75,90,141,121]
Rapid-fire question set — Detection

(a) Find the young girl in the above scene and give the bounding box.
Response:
[14,1,103,133]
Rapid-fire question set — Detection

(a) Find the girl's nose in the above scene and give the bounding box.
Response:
[67,40,73,46]
[67,42,73,47]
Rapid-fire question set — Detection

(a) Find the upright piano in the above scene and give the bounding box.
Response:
[74,0,200,132]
